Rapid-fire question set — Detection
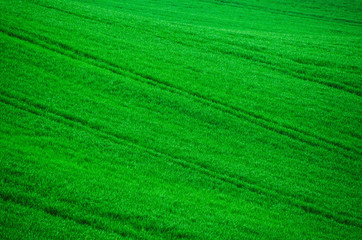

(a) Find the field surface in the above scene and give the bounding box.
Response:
[0,0,361,239]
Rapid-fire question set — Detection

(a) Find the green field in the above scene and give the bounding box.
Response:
[0,0,361,239]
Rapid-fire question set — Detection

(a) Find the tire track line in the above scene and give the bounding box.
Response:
[32,1,362,96]
[153,31,361,95]
[2,26,360,160]
[32,1,127,28]
[0,96,355,205]
[213,48,361,96]
[0,149,179,239]
[0,90,360,228]
[0,26,359,159]
[0,191,135,238]
[211,0,362,26]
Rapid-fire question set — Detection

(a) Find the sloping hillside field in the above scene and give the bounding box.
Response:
[0,0,361,239]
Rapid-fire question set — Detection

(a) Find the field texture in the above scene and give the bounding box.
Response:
[0,0,361,239]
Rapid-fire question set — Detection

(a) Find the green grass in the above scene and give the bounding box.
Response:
[0,0,361,239]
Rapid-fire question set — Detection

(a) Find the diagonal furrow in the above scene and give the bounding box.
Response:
[31,1,362,96]
[1,26,360,161]
[154,30,360,95]
[212,0,362,26]
[0,89,360,228]
[32,1,128,29]
[214,48,361,96]
[0,169,179,239]
[0,190,137,238]
[23,0,362,96]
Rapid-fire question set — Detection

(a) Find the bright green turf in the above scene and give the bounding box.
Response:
[0,0,361,239]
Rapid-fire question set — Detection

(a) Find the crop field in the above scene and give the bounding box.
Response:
[0,0,361,239]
